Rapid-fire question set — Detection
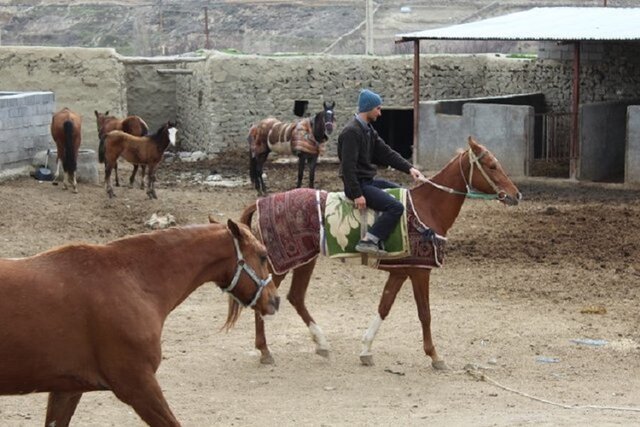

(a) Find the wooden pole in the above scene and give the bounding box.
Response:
[570,41,581,180]
[412,39,420,167]
[204,7,211,49]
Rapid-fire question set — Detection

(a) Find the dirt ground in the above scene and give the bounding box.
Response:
[1,155,640,426]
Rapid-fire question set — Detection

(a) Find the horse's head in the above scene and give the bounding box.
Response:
[322,101,336,135]
[464,136,522,206]
[166,121,178,146]
[94,110,111,135]
[215,218,280,320]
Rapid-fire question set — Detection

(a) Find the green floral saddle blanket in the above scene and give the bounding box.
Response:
[322,188,410,259]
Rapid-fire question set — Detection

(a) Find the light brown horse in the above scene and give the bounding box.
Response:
[99,121,177,199]
[0,218,279,426]
[238,137,522,369]
[50,107,82,193]
[94,110,149,188]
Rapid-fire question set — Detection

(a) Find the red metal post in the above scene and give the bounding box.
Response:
[204,7,211,49]
[413,39,420,167]
[570,41,581,180]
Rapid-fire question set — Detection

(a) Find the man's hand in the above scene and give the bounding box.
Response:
[354,195,367,210]
[409,167,426,182]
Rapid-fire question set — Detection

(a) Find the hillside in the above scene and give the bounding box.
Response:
[0,1,633,56]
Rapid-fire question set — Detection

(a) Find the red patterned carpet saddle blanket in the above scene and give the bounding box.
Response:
[256,188,447,274]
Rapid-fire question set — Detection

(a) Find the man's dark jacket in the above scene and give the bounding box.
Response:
[338,116,412,199]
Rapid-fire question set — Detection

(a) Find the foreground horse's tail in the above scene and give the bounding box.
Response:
[63,120,77,172]
[222,202,259,331]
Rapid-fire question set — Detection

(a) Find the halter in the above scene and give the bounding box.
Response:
[220,236,273,308]
[420,148,507,201]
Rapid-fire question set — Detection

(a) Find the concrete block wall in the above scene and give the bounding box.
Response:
[419,100,532,178]
[0,91,55,173]
[627,106,640,186]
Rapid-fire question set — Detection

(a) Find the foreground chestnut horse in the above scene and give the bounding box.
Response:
[99,121,177,199]
[0,218,279,426]
[50,107,82,193]
[239,137,521,369]
[94,110,149,188]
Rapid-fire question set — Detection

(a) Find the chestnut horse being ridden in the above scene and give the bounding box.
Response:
[50,107,82,193]
[248,101,335,195]
[99,121,177,199]
[238,137,522,369]
[94,110,149,188]
[0,218,279,426]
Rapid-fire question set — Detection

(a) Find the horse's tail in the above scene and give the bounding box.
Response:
[222,202,259,331]
[98,133,106,163]
[62,120,77,172]
[248,128,258,184]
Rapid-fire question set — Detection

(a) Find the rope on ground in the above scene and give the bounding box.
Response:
[465,367,640,413]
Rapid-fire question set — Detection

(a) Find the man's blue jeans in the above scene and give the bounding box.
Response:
[359,177,404,242]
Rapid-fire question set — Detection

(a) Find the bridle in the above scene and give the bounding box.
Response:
[220,236,273,308]
[420,148,510,201]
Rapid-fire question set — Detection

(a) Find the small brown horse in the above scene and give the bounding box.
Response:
[99,121,177,199]
[94,110,149,188]
[238,137,522,369]
[0,218,279,426]
[248,101,335,195]
[50,107,82,193]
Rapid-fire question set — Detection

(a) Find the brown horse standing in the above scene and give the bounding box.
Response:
[99,121,177,199]
[239,137,522,369]
[0,218,279,426]
[94,110,149,188]
[248,101,335,195]
[50,107,82,193]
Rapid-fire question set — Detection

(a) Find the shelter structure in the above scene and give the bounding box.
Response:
[397,7,640,182]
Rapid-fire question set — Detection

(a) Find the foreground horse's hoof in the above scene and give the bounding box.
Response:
[316,348,330,358]
[359,354,374,366]
[432,360,450,371]
[260,353,275,365]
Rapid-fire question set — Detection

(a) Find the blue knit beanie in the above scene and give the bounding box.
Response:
[358,89,382,113]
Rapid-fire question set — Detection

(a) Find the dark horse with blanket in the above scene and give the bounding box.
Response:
[238,137,522,370]
[248,101,335,195]
[0,218,279,426]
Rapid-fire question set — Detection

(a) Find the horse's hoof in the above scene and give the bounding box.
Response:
[260,354,275,365]
[360,354,374,366]
[432,360,450,371]
[316,348,330,358]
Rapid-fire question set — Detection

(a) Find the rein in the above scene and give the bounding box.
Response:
[220,236,273,308]
[419,149,506,201]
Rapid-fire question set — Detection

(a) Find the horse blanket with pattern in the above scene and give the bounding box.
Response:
[256,189,446,274]
[266,118,325,156]
[323,189,409,259]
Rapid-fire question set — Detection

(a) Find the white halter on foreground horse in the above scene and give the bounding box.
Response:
[0,218,279,426]
[239,136,521,369]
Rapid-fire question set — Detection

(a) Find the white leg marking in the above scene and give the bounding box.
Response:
[360,313,383,357]
[308,322,329,352]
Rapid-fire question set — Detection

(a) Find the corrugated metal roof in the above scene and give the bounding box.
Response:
[397,7,640,41]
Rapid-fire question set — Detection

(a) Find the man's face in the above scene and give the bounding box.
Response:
[366,105,382,122]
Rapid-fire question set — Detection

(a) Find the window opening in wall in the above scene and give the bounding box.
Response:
[371,108,413,160]
[294,100,309,117]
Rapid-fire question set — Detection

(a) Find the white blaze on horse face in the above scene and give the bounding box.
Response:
[168,127,178,146]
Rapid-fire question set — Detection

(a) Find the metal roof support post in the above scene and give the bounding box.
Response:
[570,41,581,180]
[413,39,420,167]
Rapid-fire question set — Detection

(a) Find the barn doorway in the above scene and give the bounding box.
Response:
[371,108,413,160]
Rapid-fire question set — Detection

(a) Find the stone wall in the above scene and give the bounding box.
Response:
[0,91,55,175]
[0,46,127,152]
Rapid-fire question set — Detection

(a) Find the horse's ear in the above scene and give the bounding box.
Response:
[94,110,99,117]
[208,213,219,224]
[468,136,479,148]
[227,219,243,242]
